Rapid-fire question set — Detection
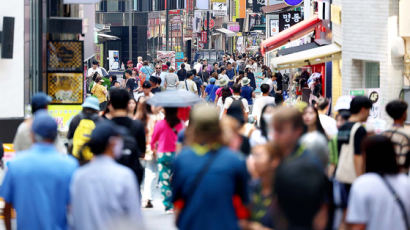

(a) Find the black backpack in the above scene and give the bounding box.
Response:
[115,123,144,184]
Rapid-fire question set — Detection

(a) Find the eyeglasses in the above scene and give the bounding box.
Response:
[156,67,161,69]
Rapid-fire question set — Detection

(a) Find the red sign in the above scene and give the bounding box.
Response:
[204,19,215,29]
[201,31,207,43]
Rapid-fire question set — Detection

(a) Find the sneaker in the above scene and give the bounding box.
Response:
[165,209,174,214]
[144,200,154,208]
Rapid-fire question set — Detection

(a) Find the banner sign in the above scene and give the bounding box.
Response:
[279,11,303,31]
[157,51,176,68]
[48,105,82,131]
[47,73,84,104]
[213,3,227,16]
[270,19,279,37]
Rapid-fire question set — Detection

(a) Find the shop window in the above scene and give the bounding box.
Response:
[364,61,380,88]
[107,0,119,12]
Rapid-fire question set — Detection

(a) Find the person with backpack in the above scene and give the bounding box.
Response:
[182,71,198,94]
[383,100,410,173]
[346,135,410,230]
[151,107,184,213]
[67,96,101,162]
[109,88,146,185]
[223,84,249,122]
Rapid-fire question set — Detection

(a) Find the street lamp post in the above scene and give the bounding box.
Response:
[128,0,132,60]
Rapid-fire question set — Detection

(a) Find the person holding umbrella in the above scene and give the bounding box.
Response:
[150,107,184,213]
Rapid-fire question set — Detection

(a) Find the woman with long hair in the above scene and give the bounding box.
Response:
[150,107,184,212]
[302,105,326,137]
[217,86,233,118]
[127,98,138,120]
[347,135,410,230]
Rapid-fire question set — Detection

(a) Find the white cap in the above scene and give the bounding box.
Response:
[334,95,352,111]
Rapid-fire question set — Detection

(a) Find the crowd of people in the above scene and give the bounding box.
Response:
[1,54,410,230]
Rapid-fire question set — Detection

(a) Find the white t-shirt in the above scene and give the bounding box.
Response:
[184,63,191,71]
[182,79,198,93]
[347,173,410,230]
[319,114,338,138]
[252,96,276,125]
[224,95,249,113]
[87,67,103,77]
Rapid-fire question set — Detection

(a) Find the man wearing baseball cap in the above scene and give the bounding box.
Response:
[13,92,58,152]
[1,111,78,230]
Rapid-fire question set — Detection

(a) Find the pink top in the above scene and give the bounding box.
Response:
[216,87,233,97]
[150,120,184,153]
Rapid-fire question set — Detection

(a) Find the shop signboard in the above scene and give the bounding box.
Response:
[349,89,365,96]
[253,0,266,13]
[48,105,82,131]
[213,2,227,16]
[368,88,381,119]
[157,51,176,68]
[47,73,84,104]
[279,11,303,31]
[228,23,240,32]
[270,19,279,37]
[201,31,208,43]
[176,52,184,69]
[47,41,83,72]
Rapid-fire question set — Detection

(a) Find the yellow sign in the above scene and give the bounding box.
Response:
[48,41,83,72]
[47,73,84,104]
[48,105,82,131]
[331,4,342,25]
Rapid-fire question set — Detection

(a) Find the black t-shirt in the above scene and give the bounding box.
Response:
[111,117,146,156]
[151,87,161,94]
[126,78,137,92]
[177,69,187,81]
[337,122,367,156]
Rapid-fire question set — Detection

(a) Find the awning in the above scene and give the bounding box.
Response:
[270,43,341,70]
[277,42,319,56]
[97,33,120,40]
[261,16,321,56]
[261,3,290,14]
[216,28,236,37]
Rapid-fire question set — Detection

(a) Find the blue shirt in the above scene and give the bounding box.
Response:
[226,69,235,80]
[205,84,216,101]
[70,156,142,230]
[209,85,220,102]
[172,146,249,230]
[0,143,78,230]
[240,86,253,105]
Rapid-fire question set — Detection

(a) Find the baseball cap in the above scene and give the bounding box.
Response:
[142,81,152,89]
[82,96,100,111]
[162,65,168,71]
[127,60,133,65]
[31,92,52,112]
[32,110,58,140]
[209,77,216,83]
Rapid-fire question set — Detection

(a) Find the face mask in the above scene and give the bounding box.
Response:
[112,137,124,159]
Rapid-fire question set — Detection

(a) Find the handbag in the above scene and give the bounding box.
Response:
[335,122,361,184]
[380,175,410,230]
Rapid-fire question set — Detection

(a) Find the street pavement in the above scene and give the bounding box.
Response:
[142,199,177,230]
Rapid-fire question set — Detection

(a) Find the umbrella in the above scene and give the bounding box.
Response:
[146,89,203,108]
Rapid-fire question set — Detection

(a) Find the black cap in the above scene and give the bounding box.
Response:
[142,81,152,88]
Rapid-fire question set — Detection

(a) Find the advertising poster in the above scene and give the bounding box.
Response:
[254,72,263,93]
[157,51,176,68]
[109,50,120,70]
[213,2,227,16]
[48,41,83,72]
[270,19,279,37]
[367,88,381,119]
[47,73,84,104]
[48,105,82,131]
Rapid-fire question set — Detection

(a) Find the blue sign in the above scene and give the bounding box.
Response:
[284,0,303,6]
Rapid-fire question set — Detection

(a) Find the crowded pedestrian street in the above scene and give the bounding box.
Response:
[1,0,410,230]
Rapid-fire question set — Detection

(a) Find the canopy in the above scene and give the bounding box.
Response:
[215,28,236,37]
[261,16,321,55]
[270,43,341,70]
